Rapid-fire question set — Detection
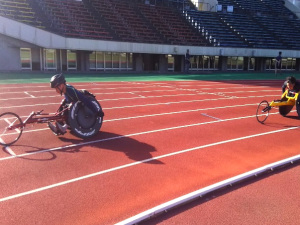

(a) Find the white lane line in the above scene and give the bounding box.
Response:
[104,103,258,122]
[4,146,16,156]
[0,81,280,92]
[0,111,280,161]
[0,87,280,101]
[0,88,175,96]
[1,119,18,156]
[129,92,146,98]
[4,118,21,134]
[201,113,223,121]
[4,103,259,139]
[0,138,16,156]
[0,93,278,110]
[24,92,36,98]
[0,126,297,203]
[0,102,58,109]
[0,84,157,90]
[116,153,300,225]
[0,93,201,103]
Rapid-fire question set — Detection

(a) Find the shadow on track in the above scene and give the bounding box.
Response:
[58,131,162,164]
[6,131,162,164]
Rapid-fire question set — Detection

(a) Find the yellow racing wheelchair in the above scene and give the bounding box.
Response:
[256,89,299,123]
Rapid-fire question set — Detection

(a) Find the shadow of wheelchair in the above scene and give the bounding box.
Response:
[57,131,163,164]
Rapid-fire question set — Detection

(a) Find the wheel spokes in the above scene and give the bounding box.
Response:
[256,101,270,124]
[0,112,23,146]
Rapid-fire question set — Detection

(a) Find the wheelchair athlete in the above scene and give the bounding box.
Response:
[281,76,300,94]
[277,76,300,116]
[48,74,104,135]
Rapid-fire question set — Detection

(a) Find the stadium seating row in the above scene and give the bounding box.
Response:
[0,0,299,49]
[0,0,44,29]
[186,0,300,49]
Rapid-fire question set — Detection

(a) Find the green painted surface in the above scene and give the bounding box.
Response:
[0,72,299,84]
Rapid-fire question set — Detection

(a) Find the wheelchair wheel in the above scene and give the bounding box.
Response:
[277,96,293,116]
[0,112,23,146]
[296,98,300,118]
[256,100,270,124]
[68,100,103,139]
[279,105,294,116]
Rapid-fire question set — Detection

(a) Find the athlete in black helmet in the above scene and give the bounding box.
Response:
[281,76,300,93]
[50,73,66,94]
[48,74,104,135]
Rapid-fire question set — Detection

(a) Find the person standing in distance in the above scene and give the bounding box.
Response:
[185,49,191,74]
[275,51,282,76]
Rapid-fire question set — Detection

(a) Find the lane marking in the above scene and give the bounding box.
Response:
[1,103,261,141]
[0,111,281,161]
[104,103,258,122]
[201,113,223,121]
[0,88,175,96]
[1,119,18,156]
[24,92,36,98]
[4,118,21,134]
[0,93,205,102]
[0,138,16,156]
[0,80,281,93]
[129,92,146,98]
[4,146,16,156]
[0,87,280,101]
[0,93,279,110]
[0,126,297,203]
[116,153,300,225]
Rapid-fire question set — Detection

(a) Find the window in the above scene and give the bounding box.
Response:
[112,52,120,69]
[168,55,174,71]
[286,58,296,70]
[67,50,77,70]
[89,52,133,71]
[20,48,32,70]
[237,57,243,70]
[248,58,255,71]
[127,53,132,69]
[96,52,104,70]
[188,55,219,71]
[120,53,127,69]
[44,49,57,70]
[227,56,243,70]
[89,51,96,70]
[190,55,198,70]
[105,52,112,69]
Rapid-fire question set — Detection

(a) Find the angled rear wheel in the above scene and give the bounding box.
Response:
[256,100,270,124]
[0,112,23,146]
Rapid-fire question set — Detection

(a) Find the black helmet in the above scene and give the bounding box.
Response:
[50,74,66,88]
[287,76,296,84]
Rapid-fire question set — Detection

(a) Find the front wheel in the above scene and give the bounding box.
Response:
[256,100,270,124]
[0,112,24,146]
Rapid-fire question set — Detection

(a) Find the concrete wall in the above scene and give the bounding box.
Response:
[285,0,300,18]
[0,33,39,71]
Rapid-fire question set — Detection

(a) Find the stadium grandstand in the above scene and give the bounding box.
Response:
[0,0,300,73]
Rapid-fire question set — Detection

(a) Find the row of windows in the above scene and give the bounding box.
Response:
[20,48,297,71]
[89,52,133,71]
[266,58,297,70]
[20,49,134,71]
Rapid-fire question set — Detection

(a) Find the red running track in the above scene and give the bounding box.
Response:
[0,80,299,224]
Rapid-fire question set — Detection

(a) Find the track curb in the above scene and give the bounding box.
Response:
[116,154,300,225]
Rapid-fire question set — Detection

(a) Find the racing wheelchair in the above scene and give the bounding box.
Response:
[256,89,299,123]
[0,93,104,146]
